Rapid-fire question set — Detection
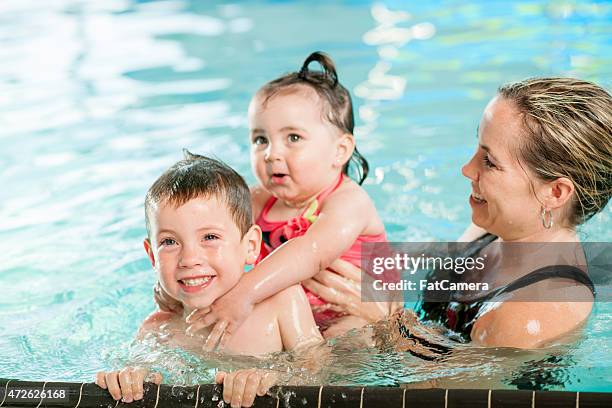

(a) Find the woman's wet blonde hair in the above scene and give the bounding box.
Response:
[498,77,612,226]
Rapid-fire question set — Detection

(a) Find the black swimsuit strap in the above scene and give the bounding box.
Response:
[463,264,595,303]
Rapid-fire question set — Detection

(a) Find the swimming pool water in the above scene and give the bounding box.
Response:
[0,0,610,392]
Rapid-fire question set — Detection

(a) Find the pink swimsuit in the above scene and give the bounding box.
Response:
[255,174,387,325]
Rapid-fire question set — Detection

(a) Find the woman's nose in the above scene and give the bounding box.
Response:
[461,152,479,182]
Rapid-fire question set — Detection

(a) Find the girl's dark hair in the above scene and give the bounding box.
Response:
[257,51,369,185]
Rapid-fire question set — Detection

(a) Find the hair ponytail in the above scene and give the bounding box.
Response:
[298,51,339,87]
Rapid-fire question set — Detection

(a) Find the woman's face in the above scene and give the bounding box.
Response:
[461,96,544,240]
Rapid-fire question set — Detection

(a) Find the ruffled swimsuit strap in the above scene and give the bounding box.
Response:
[257,173,346,228]
[256,195,282,231]
[256,173,347,252]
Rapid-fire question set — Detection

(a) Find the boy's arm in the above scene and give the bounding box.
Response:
[137,311,173,339]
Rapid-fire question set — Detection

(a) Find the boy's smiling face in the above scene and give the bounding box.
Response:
[144,196,260,311]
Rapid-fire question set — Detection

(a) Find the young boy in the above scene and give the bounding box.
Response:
[96,152,323,406]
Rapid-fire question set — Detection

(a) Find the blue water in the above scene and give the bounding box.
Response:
[0,0,610,391]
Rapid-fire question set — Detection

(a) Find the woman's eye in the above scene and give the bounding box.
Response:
[482,154,496,168]
[288,133,301,142]
[253,136,268,145]
[160,238,177,246]
[203,234,219,241]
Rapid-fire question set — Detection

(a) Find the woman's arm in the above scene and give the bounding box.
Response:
[303,258,401,323]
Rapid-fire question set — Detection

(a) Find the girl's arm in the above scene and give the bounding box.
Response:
[199,185,379,350]
[236,184,377,305]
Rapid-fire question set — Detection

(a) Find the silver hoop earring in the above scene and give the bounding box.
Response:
[541,208,553,229]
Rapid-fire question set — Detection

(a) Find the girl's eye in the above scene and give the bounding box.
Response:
[288,133,301,142]
[160,238,177,246]
[203,234,219,241]
[253,135,268,145]
[482,154,496,169]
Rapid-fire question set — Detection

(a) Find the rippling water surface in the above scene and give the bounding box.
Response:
[0,0,610,392]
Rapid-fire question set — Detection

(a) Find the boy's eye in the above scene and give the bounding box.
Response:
[288,133,301,142]
[203,234,219,241]
[160,238,177,246]
[252,135,268,145]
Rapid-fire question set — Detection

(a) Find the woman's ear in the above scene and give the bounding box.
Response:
[334,133,355,169]
[143,238,156,268]
[243,225,262,265]
[541,177,575,210]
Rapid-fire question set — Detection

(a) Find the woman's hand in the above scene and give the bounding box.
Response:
[185,287,255,351]
[95,367,162,403]
[215,369,278,408]
[302,258,401,323]
[153,281,183,314]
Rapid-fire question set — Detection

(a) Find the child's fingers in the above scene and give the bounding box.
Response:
[185,307,211,323]
[147,372,163,385]
[186,312,218,336]
[215,371,227,384]
[204,320,227,351]
[229,370,252,408]
[222,371,236,404]
[104,371,121,401]
[257,371,278,396]
[118,367,135,402]
[131,368,147,400]
[217,326,233,351]
[95,372,107,389]
[241,371,261,407]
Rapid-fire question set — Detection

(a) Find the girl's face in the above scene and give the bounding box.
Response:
[248,89,346,205]
[461,96,547,240]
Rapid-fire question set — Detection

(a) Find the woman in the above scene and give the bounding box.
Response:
[308,77,611,349]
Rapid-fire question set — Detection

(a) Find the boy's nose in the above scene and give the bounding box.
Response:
[178,245,206,268]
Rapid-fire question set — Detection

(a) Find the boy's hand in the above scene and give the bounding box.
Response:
[215,369,278,408]
[185,288,254,351]
[95,367,162,403]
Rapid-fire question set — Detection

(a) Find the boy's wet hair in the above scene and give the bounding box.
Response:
[145,151,252,238]
[257,51,369,185]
